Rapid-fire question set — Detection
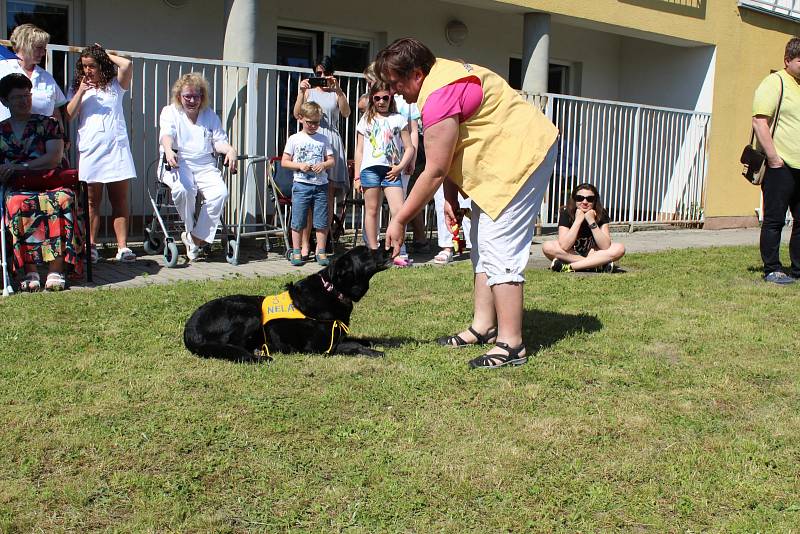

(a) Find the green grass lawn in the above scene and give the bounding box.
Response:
[2,245,800,532]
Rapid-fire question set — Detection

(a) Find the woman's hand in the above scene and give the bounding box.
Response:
[299,79,310,93]
[78,79,95,93]
[327,76,340,92]
[224,148,238,174]
[164,147,178,169]
[574,209,586,223]
[385,219,405,258]
[584,209,597,225]
[386,165,403,180]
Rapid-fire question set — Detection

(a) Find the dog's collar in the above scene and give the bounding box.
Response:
[318,272,350,304]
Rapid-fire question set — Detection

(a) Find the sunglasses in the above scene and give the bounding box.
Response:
[372,95,391,103]
[315,71,326,77]
[574,194,596,203]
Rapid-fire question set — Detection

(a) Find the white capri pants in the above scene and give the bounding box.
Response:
[434,186,472,249]
[470,141,557,286]
[162,162,228,243]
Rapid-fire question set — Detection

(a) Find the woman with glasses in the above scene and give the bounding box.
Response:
[0,73,80,291]
[542,182,625,272]
[66,44,136,263]
[292,55,350,259]
[159,73,235,261]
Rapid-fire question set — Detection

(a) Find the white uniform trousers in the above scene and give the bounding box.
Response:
[163,163,228,243]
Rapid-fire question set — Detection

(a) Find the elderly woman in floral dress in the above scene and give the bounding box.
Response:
[0,73,81,291]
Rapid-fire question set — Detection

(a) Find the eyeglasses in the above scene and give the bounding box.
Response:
[181,93,202,101]
[372,95,391,103]
[7,92,32,102]
[574,194,596,203]
[304,120,320,126]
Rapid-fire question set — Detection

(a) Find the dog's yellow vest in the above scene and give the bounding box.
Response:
[260,291,349,356]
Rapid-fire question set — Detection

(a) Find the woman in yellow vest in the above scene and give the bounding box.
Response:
[376,38,558,369]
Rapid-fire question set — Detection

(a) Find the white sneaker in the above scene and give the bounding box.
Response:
[181,231,201,261]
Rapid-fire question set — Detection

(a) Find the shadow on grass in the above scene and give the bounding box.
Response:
[522,309,603,353]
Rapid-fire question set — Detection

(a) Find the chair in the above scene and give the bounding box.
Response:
[1,168,92,296]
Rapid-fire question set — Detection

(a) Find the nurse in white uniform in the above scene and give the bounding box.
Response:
[66,44,137,263]
[159,73,236,261]
[0,24,66,125]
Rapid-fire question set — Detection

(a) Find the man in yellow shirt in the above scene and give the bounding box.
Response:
[752,37,800,285]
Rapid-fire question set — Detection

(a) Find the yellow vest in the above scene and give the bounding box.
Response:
[260,291,349,355]
[417,58,559,220]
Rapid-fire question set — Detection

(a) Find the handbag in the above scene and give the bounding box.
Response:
[742,73,784,185]
[9,168,79,190]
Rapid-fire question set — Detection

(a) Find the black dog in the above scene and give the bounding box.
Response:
[183,246,392,362]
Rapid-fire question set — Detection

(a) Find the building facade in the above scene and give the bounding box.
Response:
[2,0,799,228]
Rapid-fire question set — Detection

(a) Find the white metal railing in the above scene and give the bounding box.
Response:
[46,44,368,243]
[738,0,800,21]
[540,93,710,227]
[45,45,710,243]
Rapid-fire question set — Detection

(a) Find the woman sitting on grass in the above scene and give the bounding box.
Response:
[542,183,625,272]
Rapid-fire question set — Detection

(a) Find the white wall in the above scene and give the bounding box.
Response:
[618,37,715,111]
[549,22,622,100]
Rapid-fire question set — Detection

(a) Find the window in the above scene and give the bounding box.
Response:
[738,0,800,22]
[329,36,370,74]
[508,57,575,95]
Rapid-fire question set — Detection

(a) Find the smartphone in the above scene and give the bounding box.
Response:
[308,76,328,88]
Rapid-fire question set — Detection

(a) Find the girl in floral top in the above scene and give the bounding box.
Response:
[0,73,80,291]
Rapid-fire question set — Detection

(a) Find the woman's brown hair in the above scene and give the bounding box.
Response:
[365,81,397,124]
[71,44,116,91]
[565,182,607,222]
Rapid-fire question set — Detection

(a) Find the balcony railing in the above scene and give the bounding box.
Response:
[45,44,710,245]
[738,0,800,22]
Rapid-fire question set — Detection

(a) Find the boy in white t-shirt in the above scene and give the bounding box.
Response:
[281,102,335,266]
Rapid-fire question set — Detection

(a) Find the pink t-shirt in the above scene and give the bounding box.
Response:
[420,76,483,129]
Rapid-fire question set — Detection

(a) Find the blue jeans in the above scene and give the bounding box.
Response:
[360,165,402,188]
[291,181,328,231]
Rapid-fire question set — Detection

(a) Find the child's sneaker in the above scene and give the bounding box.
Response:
[598,261,615,273]
[393,256,411,268]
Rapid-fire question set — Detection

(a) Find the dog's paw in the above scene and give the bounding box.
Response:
[359,348,384,358]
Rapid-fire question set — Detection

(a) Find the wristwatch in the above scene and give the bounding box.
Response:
[589,222,598,229]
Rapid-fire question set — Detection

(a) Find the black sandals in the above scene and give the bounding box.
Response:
[468,342,528,369]
[437,326,498,348]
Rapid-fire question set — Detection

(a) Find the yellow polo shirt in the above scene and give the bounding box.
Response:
[752,69,800,168]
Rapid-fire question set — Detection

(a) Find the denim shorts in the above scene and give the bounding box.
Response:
[291,181,328,230]
[360,165,403,188]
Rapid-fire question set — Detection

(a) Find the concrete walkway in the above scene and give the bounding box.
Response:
[31,227,772,292]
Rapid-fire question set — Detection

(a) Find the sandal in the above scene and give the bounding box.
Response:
[469,342,528,369]
[433,248,453,265]
[316,250,330,266]
[45,272,66,292]
[289,248,304,266]
[437,326,497,348]
[115,247,137,263]
[20,271,41,292]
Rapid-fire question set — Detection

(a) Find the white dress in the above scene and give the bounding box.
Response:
[69,78,137,183]
[0,60,67,121]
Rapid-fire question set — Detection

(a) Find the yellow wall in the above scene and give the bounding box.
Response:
[505,0,799,223]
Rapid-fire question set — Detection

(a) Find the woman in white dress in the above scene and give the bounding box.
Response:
[160,73,236,261]
[0,24,67,126]
[65,44,137,263]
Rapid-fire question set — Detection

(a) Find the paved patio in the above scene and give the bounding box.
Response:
[29,227,770,292]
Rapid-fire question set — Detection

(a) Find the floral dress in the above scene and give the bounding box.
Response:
[1,114,83,275]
